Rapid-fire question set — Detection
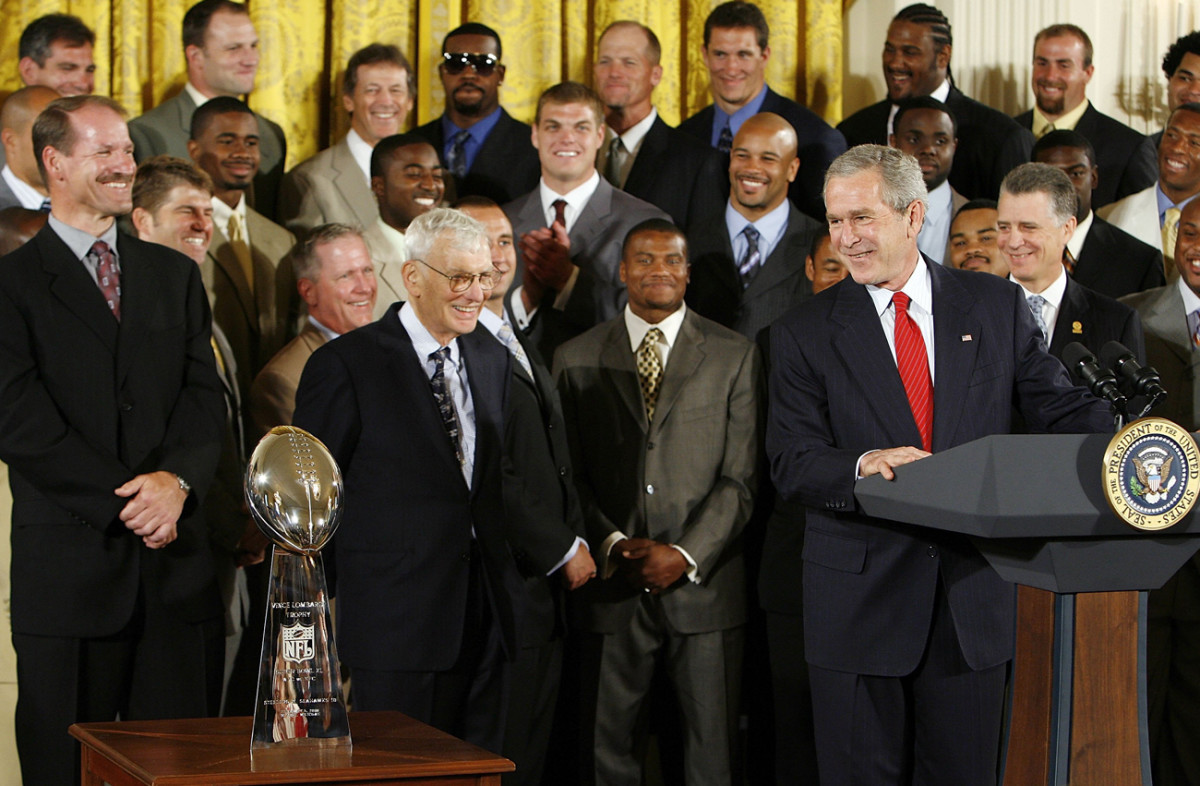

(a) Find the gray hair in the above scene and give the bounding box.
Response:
[823,144,928,215]
[292,222,365,283]
[1000,162,1078,227]
[404,207,488,263]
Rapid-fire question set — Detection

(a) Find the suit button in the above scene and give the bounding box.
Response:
[647,441,655,450]
[558,466,568,477]
[646,484,655,495]
[927,546,938,558]
[547,422,555,430]
[120,403,133,412]
[461,551,470,562]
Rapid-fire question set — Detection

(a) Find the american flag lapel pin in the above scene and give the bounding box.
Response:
[961,334,973,342]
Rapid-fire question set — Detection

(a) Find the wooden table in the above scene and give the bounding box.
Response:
[69,711,515,785]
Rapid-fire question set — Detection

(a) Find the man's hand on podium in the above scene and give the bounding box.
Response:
[860,446,931,481]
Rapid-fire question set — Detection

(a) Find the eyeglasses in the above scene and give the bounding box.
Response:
[416,259,501,292]
[441,52,500,76]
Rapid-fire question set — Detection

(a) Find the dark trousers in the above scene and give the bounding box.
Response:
[808,583,1006,786]
[765,610,820,785]
[351,541,509,754]
[503,636,564,785]
[14,589,223,786]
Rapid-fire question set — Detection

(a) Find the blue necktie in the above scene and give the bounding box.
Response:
[429,347,463,464]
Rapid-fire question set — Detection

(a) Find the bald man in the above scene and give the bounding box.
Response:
[686,112,822,342]
[0,87,58,211]
[0,207,46,256]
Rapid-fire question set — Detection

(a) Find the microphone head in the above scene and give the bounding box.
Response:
[1061,342,1096,373]
[1100,341,1137,372]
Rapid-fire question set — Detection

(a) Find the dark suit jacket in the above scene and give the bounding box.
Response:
[1015,103,1157,209]
[622,116,725,234]
[0,226,226,638]
[1047,276,1146,372]
[491,319,584,648]
[504,177,668,357]
[554,308,760,634]
[686,202,823,342]
[128,91,288,221]
[1121,284,1198,429]
[1075,215,1165,299]
[838,85,1035,199]
[414,108,541,205]
[679,87,847,221]
[292,304,518,672]
[767,260,1112,675]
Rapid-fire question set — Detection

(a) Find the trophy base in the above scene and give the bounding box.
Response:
[251,548,351,752]
[251,736,352,770]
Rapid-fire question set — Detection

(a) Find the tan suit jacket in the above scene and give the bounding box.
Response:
[248,321,328,440]
[278,136,379,237]
[204,206,298,398]
[362,219,408,319]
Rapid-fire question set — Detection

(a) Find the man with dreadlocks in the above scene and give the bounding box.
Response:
[837,3,1034,201]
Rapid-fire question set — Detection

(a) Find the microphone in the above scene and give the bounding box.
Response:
[1100,341,1168,417]
[1062,342,1127,412]
[1100,341,1168,401]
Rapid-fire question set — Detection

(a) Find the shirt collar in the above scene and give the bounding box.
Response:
[211,193,247,233]
[376,216,408,256]
[608,106,658,152]
[477,306,504,337]
[48,213,119,261]
[924,180,954,227]
[1156,183,1200,219]
[442,106,503,145]
[887,80,950,136]
[724,198,790,246]
[624,302,687,354]
[1,165,46,210]
[1032,98,1090,137]
[867,254,932,318]
[1011,263,1069,310]
[307,314,342,341]
[714,85,769,136]
[184,81,212,108]
[1067,210,1093,259]
[538,171,601,230]
[399,300,460,361]
[345,128,373,184]
[1178,274,1200,316]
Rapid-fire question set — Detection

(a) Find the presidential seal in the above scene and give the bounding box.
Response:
[1103,417,1200,531]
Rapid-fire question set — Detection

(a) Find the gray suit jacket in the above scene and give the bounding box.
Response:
[0,175,21,211]
[128,90,288,221]
[554,308,761,634]
[361,220,408,319]
[248,320,327,440]
[504,177,668,346]
[278,135,377,236]
[1121,283,1200,429]
[203,206,297,398]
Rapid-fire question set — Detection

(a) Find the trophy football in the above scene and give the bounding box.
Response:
[245,426,351,761]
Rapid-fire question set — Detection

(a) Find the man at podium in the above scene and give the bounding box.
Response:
[766,145,1113,785]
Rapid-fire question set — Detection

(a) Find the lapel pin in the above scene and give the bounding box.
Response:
[1072,321,1083,334]
[961,334,973,341]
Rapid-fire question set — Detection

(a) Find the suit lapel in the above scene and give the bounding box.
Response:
[1145,284,1193,366]
[570,179,614,253]
[1049,278,1086,358]
[247,208,279,337]
[743,208,810,303]
[599,319,647,431]
[651,310,705,432]
[174,92,196,141]
[39,227,118,352]
[208,222,256,326]
[622,117,668,196]
[461,327,509,496]
[115,238,150,385]
[330,140,378,227]
[929,265,980,451]
[830,282,921,448]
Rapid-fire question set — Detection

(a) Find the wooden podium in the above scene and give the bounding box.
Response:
[69,711,514,785]
[855,433,1200,786]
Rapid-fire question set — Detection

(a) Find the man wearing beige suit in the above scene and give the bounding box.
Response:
[189,96,297,401]
[554,218,760,786]
[250,223,377,437]
[279,44,413,237]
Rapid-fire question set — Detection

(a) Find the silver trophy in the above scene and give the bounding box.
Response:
[245,426,351,763]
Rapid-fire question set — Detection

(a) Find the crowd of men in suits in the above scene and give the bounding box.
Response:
[4,0,1200,784]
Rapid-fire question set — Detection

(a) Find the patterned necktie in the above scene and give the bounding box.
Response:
[497,317,533,377]
[1038,121,1056,139]
[636,327,664,422]
[1027,293,1050,344]
[447,129,470,180]
[1062,248,1077,276]
[739,225,761,289]
[90,240,121,321]
[551,198,568,230]
[1164,206,1182,274]
[228,212,255,293]
[718,123,733,154]
[429,347,464,465]
[605,136,625,187]
[1192,309,1200,347]
[893,293,932,452]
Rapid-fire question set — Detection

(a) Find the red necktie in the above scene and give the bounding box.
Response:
[91,240,121,321]
[551,199,567,230]
[893,292,932,451]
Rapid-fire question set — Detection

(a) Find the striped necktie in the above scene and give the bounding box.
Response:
[893,292,932,452]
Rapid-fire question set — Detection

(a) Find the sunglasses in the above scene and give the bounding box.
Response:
[441,52,500,76]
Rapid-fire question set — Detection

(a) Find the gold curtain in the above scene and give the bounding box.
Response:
[0,0,843,170]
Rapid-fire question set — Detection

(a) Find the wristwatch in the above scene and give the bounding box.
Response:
[176,474,192,496]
